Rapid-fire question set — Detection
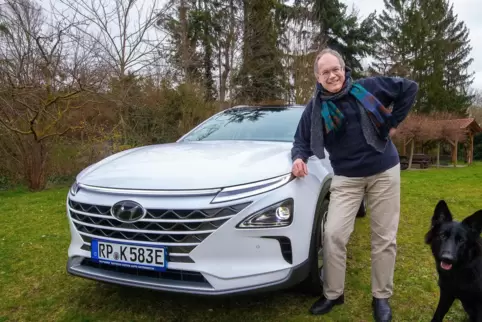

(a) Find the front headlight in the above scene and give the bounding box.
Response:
[236,198,294,228]
[69,181,80,196]
[210,173,294,204]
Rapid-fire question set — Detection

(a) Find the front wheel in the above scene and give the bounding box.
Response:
[356,195,367,218]
[298,198,329,295]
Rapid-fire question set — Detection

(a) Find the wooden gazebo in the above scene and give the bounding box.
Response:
[428,118,482,165]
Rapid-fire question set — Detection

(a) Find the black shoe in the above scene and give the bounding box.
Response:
[372,297,392,322]
[309,294,344,315]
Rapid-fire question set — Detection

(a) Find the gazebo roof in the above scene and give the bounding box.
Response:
[428,118,482,133]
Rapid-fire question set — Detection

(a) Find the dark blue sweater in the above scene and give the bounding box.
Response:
[292,76,419,177]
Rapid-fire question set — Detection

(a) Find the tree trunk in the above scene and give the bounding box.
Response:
[470,132,474,165]
[467,133,474,165]
[436,141,440,168]
[24,138,47,191]
[180,0,190,82]
[408,139,415,169]
[218,0,235,111]
[452,139,458,167]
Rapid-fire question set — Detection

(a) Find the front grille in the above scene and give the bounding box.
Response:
[81,258,210,285]
[68,199,250,263]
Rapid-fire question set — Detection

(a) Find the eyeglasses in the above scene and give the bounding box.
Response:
[319,66,343,79]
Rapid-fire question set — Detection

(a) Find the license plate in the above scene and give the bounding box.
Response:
[91,239,168,272]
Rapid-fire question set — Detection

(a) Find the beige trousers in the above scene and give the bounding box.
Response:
[322,163,401,299]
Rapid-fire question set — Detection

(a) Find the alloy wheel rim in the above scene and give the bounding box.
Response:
[318,209,328,282]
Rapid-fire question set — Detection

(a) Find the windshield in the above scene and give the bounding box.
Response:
[180,107,305,142]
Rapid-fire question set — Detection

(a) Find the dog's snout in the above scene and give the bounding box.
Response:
[441,253,454,262]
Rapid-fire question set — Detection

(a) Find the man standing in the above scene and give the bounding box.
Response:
[291,48,418,321]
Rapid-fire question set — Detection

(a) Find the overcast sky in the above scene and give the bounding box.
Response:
[343,0,482,90]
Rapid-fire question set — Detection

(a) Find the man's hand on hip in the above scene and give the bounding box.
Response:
[389,128,397,137]
[292,158,308,177]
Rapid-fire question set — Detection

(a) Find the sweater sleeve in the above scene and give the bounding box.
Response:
[359,76,419,128]
[291,99,314,163]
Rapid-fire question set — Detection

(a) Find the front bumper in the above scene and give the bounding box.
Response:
[65,174,322,295]
[66,256,310,296]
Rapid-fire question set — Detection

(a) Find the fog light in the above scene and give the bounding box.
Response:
[276,207,291,220]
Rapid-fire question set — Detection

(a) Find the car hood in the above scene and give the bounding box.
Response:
[77,141,294,190]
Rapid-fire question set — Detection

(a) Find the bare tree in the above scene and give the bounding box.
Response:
[395,113,428,168]
[0,0,100,190]
[426,112,467,167]
[55,0,171,78]
[215,0,242,108]
[53,0,173,142]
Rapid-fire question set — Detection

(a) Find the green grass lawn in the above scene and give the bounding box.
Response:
[1,164,482,322]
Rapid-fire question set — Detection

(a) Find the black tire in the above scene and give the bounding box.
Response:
[356,195,367,218]
[298,197,329,295]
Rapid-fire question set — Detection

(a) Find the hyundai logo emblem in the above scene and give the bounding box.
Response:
[111,200,147,223]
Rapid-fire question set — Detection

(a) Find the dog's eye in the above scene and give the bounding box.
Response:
[439,232,449,240]
[455,236,465,243]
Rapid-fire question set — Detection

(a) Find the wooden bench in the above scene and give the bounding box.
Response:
[399,154,431,169]
[411,153,431,169]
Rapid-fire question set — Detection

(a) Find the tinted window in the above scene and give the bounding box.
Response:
[181,107,304,142]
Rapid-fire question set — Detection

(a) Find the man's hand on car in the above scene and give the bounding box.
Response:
[292,158,308,177]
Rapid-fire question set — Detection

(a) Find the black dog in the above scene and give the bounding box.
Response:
[425,200,482,322]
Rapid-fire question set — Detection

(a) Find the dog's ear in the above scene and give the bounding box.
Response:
[424,229,434,244]
[462,210,482,235]
[432,200,453,226]
[425,200,452,244]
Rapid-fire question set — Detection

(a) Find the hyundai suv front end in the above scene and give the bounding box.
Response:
[66,105,338,295]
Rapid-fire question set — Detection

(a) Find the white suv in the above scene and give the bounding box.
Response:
[66,105,366,295]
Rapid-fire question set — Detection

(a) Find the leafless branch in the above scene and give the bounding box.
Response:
[53,0,173,77]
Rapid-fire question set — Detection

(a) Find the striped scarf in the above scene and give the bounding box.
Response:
[319,80,394,139]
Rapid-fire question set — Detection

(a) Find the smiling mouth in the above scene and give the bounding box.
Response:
[440,261,453,270]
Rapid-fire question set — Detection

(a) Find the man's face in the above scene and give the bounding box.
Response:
[316,53,345,93]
